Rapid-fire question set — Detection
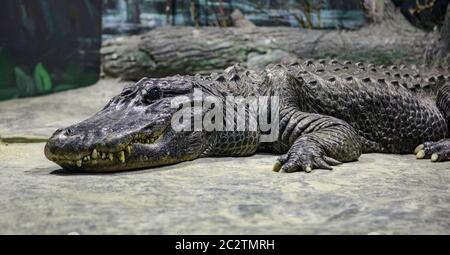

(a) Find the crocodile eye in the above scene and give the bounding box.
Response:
[143,87,161,102]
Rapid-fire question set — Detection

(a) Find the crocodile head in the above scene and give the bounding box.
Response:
[44,76,211,172]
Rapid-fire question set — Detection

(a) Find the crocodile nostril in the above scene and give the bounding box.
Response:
[64,128,74,136]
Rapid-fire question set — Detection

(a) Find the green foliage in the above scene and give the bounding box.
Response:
[33,63,52,93]
[11,63,53,98]
[291,0,323,28]
[14,67,35,96]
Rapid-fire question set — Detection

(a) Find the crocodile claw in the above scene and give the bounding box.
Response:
[274,150,340,173]
[415,140,450,162]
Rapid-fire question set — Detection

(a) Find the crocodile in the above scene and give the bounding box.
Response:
[44,59,450,173]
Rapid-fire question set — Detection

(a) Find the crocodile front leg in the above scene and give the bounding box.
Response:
[272,108,363,173]
[415,139,450,162]
[414,84,450,162]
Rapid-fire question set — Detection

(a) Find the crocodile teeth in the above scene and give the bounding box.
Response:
[126,145,131,154]
[101,152,106,159]
[76,160,82,167]
[92,149,98,159]
[108,153,114,161]
[83,156,88,161]
[118,151,125,163]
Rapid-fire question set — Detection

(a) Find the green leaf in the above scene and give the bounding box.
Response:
[14,67,35,96]
[34,63,52,93]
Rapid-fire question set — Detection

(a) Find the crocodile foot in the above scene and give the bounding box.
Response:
[272,148,342,173]
[414,139,450,162]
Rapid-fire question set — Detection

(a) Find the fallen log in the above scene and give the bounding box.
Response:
[101,2,433,80]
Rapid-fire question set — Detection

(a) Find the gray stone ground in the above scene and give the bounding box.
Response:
[1,79,450,234]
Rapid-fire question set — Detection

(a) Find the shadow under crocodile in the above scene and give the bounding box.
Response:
[47,155,262,176]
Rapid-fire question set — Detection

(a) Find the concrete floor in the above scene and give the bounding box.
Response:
[1,79,450,234]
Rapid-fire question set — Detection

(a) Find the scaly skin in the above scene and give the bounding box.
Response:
[45,59,450,172]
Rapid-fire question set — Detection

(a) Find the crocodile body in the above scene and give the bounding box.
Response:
[45,59,450,172]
